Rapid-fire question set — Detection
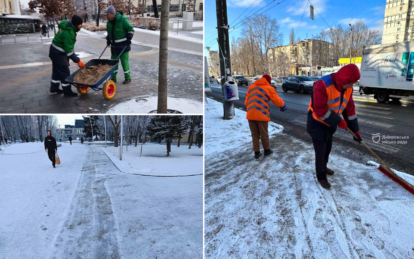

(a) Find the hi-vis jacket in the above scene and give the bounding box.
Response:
[307,74,359,141]
[106,12,134,55]
[49,20,80,66]
[245,78,286,122]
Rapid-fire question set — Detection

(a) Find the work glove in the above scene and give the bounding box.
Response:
[338,119,347,130]
[107,39,111,46]
[78,61,85,68]
[280,104,287,112]
[353,131,362,143]
[127,38,132,45]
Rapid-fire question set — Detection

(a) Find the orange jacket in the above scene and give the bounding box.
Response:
[245,78,285,121]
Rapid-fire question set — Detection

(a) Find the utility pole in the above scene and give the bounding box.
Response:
[349,24,353,64]
[216,0,234,119]
[90,117,94,142]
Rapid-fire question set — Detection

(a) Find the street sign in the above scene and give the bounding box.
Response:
[310,5,314,20]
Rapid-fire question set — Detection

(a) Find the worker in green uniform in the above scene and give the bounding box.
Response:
[49,15,84,97]
[106,5,134,84]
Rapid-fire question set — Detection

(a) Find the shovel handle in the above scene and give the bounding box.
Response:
[347,127,395,174]
[98,45,109,59]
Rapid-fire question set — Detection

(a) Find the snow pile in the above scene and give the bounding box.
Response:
[101,143,203,176]
[205,98,284,156]
[367,160,414,186]
[107,96,203,114]
[204,98,414,258]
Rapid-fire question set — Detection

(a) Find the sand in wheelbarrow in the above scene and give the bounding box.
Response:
[74,64,115,85]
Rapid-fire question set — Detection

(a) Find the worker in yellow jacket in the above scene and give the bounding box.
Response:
[245,75,287,159]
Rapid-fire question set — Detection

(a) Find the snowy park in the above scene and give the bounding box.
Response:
[204,98,414,259]
[0,115,203,258]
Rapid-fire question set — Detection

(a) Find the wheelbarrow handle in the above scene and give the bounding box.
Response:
[116,45,128,60]
[98,45,109,59]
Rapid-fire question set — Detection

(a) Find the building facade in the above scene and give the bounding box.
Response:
[382,0,414,44]
[268,39,334,77]
[133,0,203,16]
[55,120,85,142]
[207,50,220,78]
[0,0,19,16]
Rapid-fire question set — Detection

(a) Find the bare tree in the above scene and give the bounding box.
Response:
[290,28,295,45]
[108,116,121,147]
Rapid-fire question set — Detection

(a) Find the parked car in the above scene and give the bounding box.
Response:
[275,76,286,84]
[309,76,321,82]
[251,76,277,89]
[233,75,249,86]
[282,75,315,94]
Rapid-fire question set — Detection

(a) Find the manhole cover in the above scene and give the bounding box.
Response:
[148,109,183,114]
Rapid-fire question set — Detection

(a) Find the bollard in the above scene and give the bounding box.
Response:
[0,36,2,44]
[40,34,42,41]
[14,35,16,43]
[27,34,29,42]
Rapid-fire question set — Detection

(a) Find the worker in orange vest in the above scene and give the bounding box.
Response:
[307,64,362,189]
[245,75,287,159]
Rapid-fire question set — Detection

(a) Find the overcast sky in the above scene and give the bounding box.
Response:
[56,115,84,128]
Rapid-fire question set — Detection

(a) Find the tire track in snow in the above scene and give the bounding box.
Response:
[48,146,120,259]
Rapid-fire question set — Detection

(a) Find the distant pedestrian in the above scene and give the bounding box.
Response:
[81,137,84,144]
[41,24,47,36]
[69,136,72,145]
[245,75,287,159]
[44,130,58,168]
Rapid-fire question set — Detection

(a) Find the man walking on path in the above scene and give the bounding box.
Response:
[44,130,58,168]
[307,64,362,189]
[49,15,85,97]
[245,75,287,159]
[69,136,72,145]
[106,5,134,84]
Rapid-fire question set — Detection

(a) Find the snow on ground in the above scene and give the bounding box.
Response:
[0,142,88,258]
[367,160,414,187]
[0,142,203,258]
[205,98,283,156]
[107,96,203,114]
[102,142,203,176]
[204,98,414,259]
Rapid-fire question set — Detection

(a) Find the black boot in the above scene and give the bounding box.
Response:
[264,149,273,156]
[327,168,335,175]
[111,78,117,83]
[254,151,262,159]
[318,179,331,189]
[63,86,78,97]
[123,79,131,84]
[50,88,64,94]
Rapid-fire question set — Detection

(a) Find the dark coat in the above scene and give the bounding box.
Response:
[44,136,57,152]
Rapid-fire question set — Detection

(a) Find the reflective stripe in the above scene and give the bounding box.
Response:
[321,109,331,120]
[114,70,118,73]
[248,86,269,99]
[343,98,349,105]
[52,43,65,52]
[327,97,340,104]
[61,83,70,86]
[340,105,346,112]
[247,105,270,117]
[124,70,130,73]
[348,114,357,120]
[248,92,269,103]
[128,31,134,33]
[115,38,127,43]
[51,79,61,83]
[328,105,340,111]
[67,52,74,57]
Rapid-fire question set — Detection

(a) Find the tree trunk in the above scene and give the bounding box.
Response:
[177,137,180,147]
[166,139,170,156]
[157,0,169,113]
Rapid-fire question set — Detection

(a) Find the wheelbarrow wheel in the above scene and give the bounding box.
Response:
[77,86,90,95]
[103,80,116,100]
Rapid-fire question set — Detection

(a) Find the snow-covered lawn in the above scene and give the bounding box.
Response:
[102,142,203,176]
[0,142,88,258]
[0,142,203,258]
[107,96,203,114]
[205,98,414,258]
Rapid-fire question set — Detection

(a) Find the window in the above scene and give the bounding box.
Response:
[397,34,400,39]
[398,27,401,31]
[182,4,186,11]
[199,3,203,11]
[401,7,403,10]
[170,4,179,12]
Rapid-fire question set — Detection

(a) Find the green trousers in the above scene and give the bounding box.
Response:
[111,52,131,80]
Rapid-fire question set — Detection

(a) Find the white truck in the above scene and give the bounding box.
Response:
[359,42,414,103]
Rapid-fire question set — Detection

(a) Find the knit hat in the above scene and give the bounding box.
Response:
[107,5,116,14]
[71,15,83,27]
[334,64,361,87]
[262,74,272,84]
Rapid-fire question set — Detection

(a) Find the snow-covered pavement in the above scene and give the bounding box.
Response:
[205,99,414,258]
[0,142,203,258]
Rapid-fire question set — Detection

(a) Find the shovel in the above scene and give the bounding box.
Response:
[347,127,414,195]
